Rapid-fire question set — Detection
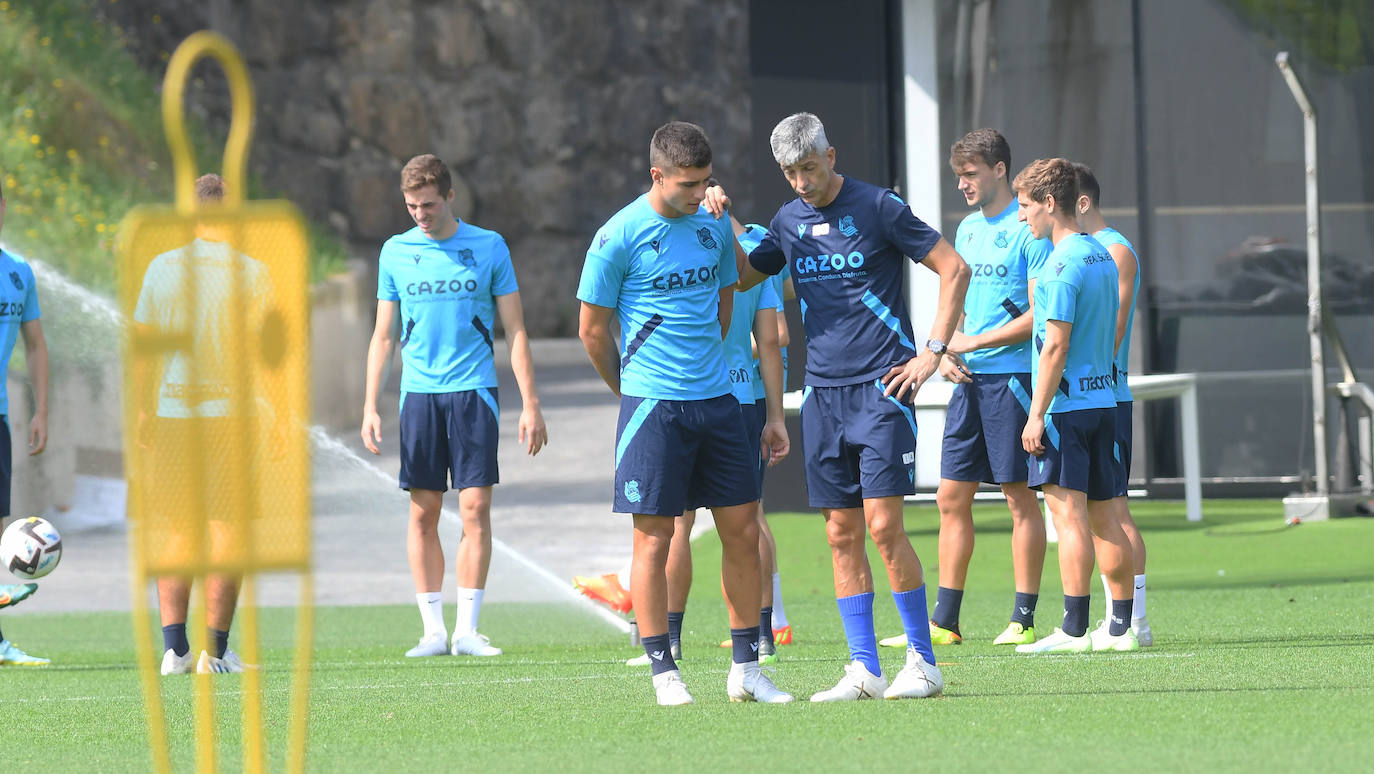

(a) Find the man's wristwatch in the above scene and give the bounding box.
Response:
[926,338,947,356]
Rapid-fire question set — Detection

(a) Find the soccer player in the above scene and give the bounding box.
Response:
[136,174,265,674]
[0,175,51,667]
[624,209,790,670]
[362,154,547,659]
[729,112,971,701]
[1073,162,1153,647]
[1010,158,1136,654]
[578,121,791,706]
[894,129,1051,649]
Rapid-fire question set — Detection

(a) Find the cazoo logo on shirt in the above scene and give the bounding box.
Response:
[651,264,718,293]
[794,251,866,279]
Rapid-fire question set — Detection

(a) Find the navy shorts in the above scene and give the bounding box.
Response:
[613,394,758,516]
[800,380,917,509]
[0,416,10,518]
[941,372,1033,484]
[1114,401,1133,498]
[740,399,768,497]
[399,389,500,492]
[1027,407,1117,501]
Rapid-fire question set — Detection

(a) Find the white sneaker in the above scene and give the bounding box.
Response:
[1088,619,1113,650]
[160,648,194,675]
[406,632,449,658]
[197,648,259,674]
[884,647,943,699]
[1015,627,1091,654]
[1132,618,1153,647]
[451,631,502,656]
[1095,627,1140,652]
[727,661,793,704]
[652,669,694,706]
[810,661,886,702]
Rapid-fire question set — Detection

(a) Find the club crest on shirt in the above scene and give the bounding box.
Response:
[994,230,1009,249]
[624,480,642,503]
[457,248,477,268]
[696,227,717,250]
[9,271,22,291]
[837,215,857,237]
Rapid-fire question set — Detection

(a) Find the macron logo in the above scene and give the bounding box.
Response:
[1018,606,1030,616]
[750,642,759,652]
[796,224,807,238]
[651,650,665,661]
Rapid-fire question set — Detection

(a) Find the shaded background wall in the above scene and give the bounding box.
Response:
[99,0,755,338]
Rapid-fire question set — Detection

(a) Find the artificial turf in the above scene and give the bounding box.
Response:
[2,499,1371,772]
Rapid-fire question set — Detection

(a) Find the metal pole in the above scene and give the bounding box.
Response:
[1276,52,1328,497]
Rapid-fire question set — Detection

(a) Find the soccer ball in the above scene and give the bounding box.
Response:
[1,516,63,580]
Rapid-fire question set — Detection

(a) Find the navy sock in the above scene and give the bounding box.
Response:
[1012,592,1038,628]
[730,626,760,664]
[760,607,775,648]
[1062,594,1090,637]
[931,586,963,633]
[667,611,684,648]
[641,633,677,676]
[162,624,190,657]
[1109,598,1134,636]
[209,627,229,659]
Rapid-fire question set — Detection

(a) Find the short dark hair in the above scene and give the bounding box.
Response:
[401,154,453,198]
[1012,158,1078,209]
[1072,162,1101,206]
[195,173,225,202]
[950,128,1011,174]
[650,122,712,170]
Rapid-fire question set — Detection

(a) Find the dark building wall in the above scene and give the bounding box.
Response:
[102,0,754,337]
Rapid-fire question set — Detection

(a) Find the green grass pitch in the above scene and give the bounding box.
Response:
[3,499,1372,772]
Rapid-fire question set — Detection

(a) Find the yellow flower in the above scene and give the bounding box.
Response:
[40,36,51,47]
[66,149,78,160]
[29,134,40,145]
[0,3,10,12]
[52,78,64,88]
[23,108,33,119]
[96,223,107,233]
[98,136,109,147]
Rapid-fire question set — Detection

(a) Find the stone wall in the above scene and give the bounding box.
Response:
[101,0,755,337]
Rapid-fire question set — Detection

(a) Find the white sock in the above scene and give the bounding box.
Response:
[416,592,445,638]
[770,573,789,627]
[455,587,484,638]
[616,560,632,589]
[1100,573,1111,617]
[1132,574,1147,621]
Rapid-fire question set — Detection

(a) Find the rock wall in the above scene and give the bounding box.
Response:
[100,0,755,337]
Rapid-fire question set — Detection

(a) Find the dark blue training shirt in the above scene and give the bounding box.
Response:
[748,177,941,386]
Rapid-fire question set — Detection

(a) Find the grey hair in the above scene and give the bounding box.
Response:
[769,112,830,167]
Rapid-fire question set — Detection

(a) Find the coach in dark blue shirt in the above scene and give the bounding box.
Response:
[723,112,969,702]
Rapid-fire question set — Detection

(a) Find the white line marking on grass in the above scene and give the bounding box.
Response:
[309,427,630,634]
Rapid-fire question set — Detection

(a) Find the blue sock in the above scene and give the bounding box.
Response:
[641,633,677,676]
[730,626,760,664]
[162,624,190,657]
[1012,592,1038,628]
[930,586,963,633]
[893,585,936,666]
[760,607,775,647]
[209,627,230,659]
[836,592,880,676]
[1109,598,1134,636]
[1062,595,1090,637]
[667,611,684,648]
